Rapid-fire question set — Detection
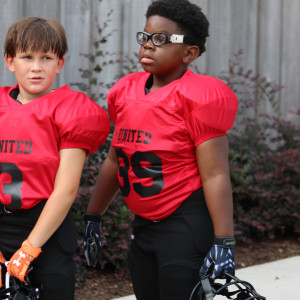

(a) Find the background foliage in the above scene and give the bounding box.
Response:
[222,51,300,242]
[71,9,135,284]
[71,7,300,284]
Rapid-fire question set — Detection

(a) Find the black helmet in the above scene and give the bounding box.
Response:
[190,272,266,300]
[0,262,40,300]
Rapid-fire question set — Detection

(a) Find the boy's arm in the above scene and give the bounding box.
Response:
[8,148,86,282]
[87,145,120,215]
[196,135,234,237]
[28,148,87,247]
[196,135,235,279]
[83,145,120,266]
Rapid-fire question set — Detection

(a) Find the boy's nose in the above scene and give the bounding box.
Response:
[31,59,42,71]
[143,39,155,49]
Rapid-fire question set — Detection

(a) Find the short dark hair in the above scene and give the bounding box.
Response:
[4,17,68,58]
[146,0,209,55]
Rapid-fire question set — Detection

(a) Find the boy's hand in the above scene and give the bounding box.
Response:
[199,237,235,279]
[7,240,41,283]
[83,213,102,267]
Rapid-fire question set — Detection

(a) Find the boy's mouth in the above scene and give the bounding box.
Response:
[29,77,44,83]
[141,54,154,64]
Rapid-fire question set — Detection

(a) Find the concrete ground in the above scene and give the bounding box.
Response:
[111,255,300,299]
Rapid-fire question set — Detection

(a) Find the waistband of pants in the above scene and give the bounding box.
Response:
[0,200,47,215]
[133,188,205,227]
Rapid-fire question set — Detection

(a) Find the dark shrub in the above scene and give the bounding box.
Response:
[222,50,300,241]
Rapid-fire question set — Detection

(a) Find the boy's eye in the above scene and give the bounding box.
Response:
[153,34,167,45]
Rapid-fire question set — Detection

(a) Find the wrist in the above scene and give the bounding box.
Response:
[213,237,236,248]
[22,239,42,258]
[84,213,101,222]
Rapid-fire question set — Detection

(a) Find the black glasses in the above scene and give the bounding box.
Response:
[136,31,196,47]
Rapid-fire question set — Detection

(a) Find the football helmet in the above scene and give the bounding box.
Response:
[0,262,40,300]
[190,272,266,300]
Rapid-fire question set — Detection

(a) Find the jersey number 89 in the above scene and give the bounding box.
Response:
[116,148,165,198]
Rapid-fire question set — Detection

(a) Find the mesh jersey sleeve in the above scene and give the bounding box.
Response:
[181,74,238,146]
[54,91,110,155]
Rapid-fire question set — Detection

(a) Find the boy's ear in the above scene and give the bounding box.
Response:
[56,57,65,74]
[183,45,200,64]
[5,55,15,72]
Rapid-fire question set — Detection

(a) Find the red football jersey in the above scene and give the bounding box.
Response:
[108,69,238,220]
[0,84,110,209]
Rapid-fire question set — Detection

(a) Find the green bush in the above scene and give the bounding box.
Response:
[72,145,133,284]
[222,50,300,241]
[70,2,136,284]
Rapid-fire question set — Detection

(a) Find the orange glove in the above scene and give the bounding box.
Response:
[7,240,41,283]
[0,250,7,288]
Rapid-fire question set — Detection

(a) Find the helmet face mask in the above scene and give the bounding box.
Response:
[190,272,266,300]
[0,262,40,300]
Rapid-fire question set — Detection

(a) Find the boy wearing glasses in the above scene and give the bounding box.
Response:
[84,0,238,299]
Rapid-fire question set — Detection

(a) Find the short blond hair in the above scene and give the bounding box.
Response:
[4,17,68,58]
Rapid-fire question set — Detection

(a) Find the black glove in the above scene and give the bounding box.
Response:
[83,213,102,267]
[199,237,235,279]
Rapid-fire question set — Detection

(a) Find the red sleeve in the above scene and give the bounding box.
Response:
[181,74,238,146]
[55,91,110,155]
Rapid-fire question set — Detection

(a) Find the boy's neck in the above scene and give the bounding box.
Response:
[16,88,55,104]
[149,68,188,92]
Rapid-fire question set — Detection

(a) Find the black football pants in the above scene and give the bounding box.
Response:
[0,200,77,300]
[128,189,214,300]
